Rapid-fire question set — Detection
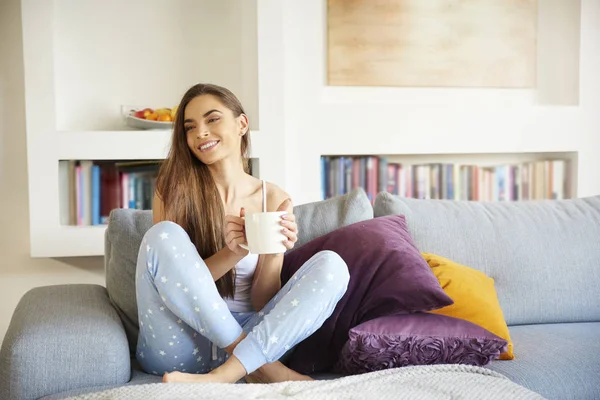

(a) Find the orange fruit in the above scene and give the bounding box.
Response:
[158,114,172,122]
[156,108,171,117]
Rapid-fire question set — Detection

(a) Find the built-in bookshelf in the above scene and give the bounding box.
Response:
[59,160,160,226]
[20,0,271,257]
[321,152,576,203]
[60,158,260,227]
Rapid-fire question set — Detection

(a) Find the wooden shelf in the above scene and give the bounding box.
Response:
[58,130,172,160]
[34,225,108,258]
[58,130,262,160]
[326,151,578,166]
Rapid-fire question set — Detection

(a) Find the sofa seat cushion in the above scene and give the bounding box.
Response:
[486,322,600,400]
[39,364,162,399]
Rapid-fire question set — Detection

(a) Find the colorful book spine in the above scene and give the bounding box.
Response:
[58,160,161,226]
[320,156,573,202]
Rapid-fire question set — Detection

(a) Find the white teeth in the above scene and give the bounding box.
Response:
[200,141,218,150]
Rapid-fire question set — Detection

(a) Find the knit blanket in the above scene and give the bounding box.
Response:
[64,365,544,400]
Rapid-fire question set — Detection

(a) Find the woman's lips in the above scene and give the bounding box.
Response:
[198,140,220,152]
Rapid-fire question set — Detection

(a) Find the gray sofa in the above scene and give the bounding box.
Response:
[1,188,599,399]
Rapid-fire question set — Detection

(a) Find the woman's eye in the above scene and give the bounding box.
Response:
[208,117,220,123]
[184,125,194,132]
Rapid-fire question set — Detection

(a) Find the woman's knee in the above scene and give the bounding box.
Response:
[309,250,350,287]
[143,221,189,247]
[140,221,192,274]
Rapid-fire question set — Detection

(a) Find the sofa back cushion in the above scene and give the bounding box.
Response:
[292,188,374,250]
[373,192,600,326]
[105,209,153,353]
[105,188,374,351]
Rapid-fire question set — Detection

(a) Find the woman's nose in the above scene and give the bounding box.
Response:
[196,126,209,138]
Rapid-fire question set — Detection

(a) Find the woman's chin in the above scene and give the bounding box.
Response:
[192,148,242,167]
[195,153,227,166]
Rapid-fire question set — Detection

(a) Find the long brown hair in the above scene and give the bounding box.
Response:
[155,83,251,298]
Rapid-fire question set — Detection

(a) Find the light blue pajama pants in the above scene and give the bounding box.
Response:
[135,221,349,376]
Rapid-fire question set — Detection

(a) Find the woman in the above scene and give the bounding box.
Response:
[135,83,349,384]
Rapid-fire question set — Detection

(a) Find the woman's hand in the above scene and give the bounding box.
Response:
[277,199,298,250]
[224,207,248,256]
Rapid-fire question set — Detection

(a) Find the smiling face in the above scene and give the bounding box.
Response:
[183,94,249,166]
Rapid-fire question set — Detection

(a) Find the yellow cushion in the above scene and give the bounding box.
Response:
[422,252,514,360]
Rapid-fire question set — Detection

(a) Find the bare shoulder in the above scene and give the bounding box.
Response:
[152,191,166,224]
[264,181,293,212]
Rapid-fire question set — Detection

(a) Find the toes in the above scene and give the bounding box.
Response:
[163,371,177,383]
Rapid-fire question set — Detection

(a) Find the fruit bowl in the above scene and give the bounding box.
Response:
[126,115,173,130]
[123,106,178,130]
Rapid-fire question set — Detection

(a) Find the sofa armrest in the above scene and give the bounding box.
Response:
[0,284,131,400]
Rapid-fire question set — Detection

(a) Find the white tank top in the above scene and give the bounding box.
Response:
[224,252,259,312]
[223,180,265,312]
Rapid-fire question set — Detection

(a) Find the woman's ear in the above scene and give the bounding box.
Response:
[238,113,249,136]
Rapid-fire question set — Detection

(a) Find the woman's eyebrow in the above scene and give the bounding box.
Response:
[203,109,222,117]
[184,110,222,124]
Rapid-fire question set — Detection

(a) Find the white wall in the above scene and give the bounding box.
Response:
[0,0,104,346]
[53,0,258,131]
[281,0,600,205]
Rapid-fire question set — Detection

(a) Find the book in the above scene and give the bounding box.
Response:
[320,156,573,203]
[59,160,161,226]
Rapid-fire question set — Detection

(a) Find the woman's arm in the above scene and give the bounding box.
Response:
[152,192,244,281]
[250,191,295,311]
[152,192,166,225]
[205,247,246,281]
[251,253,284,311]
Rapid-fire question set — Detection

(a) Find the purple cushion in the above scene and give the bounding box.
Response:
[280,215,453,374]
[337,313,509,375]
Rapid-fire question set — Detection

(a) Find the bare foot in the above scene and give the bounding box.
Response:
[247,361,313,383]
[163,356,246,384]
[220,332,312,384]
[244,372,267,384]
[163,371,229,383]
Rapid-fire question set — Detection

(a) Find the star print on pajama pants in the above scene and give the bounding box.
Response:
[135,220,350,376]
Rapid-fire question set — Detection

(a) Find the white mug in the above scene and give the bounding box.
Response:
[239,211,287,254]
